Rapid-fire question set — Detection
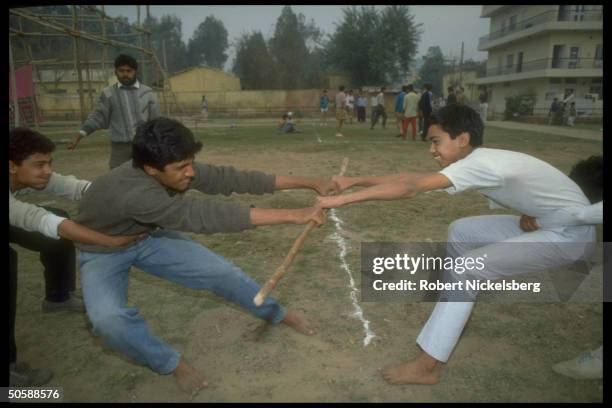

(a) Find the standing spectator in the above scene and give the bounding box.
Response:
[566,102,577,127]
[69,54,160,169]
[456,86,466,105]
[346,90,355,125]
[394,86,407,137]
[335,86,347,137]
[548,98,561,125]
[371,86,388,130]
[319,89,330,127]
[418,83,433,140]
[402,84,420,141]
[200,96,209,122]
[446,86,457,105]
[478,88,489,123]
[370,90,378,124]
[356,91,368,123]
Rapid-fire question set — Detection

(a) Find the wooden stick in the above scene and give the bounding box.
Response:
[253,157,349,306]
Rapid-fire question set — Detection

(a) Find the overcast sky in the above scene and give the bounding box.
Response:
[104,5,489,71]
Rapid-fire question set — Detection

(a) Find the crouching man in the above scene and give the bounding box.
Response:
[74,117,336,395]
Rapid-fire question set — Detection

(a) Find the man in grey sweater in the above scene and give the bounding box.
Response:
[75,117,335,395]
[68,54,159,169]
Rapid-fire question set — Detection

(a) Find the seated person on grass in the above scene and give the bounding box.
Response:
[279,113,300,134]
[316,104,596,385]
[74,117,337,395]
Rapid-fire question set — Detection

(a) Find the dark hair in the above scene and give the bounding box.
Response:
[407,84,414,92]
[424,83,433,91]
[132,117,202,171]
[448,86,454,92]
[339,85,345,91]
[569,155,603,203]
[281,114,288,120]
[114,54,138,70]
[401,85,408,92]
[429,104,483,147]
[9,127,56,165]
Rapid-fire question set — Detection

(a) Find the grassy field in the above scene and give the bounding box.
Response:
[13,118,603,402]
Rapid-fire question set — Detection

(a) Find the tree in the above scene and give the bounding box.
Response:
[146,15,189,76]
[187,16,229,69]
[417,46,449,96]
[325,5,422,86]
[232,31,277,90]
[269,6,309,89]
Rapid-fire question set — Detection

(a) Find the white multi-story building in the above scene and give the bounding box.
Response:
[475,5,603,119]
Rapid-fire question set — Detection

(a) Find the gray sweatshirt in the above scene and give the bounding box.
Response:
[80,81,159,142]
[75,161,276,253]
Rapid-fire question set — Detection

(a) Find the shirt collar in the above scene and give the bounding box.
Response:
[117,80,140,89]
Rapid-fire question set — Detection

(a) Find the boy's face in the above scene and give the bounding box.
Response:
[427,125,472,168]
[145,157,195,192]
[115,65,137,87]
[9,153,53,190]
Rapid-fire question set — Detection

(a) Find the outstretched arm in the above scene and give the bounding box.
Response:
[316,173,452,208]
[275,175,339,196]
[330,172,436,192]
[250,206,325,226]
[58,219,146,248]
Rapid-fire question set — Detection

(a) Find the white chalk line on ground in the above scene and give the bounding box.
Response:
[328,209,376,347]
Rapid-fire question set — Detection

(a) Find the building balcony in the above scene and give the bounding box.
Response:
[478,9,602,51]
[475,58,603,85]
[481,6,509,18]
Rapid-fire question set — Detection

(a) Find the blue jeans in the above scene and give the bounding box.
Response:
[79,230,286,374]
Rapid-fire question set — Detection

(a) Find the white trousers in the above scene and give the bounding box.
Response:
[479,103,488,123]
[416,215,595,362]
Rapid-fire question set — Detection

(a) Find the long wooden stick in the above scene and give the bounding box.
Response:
[253,157,349,306]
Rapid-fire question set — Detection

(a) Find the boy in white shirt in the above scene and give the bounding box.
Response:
[316,104,597,385]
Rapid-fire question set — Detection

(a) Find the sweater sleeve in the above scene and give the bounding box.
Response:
[190,163,276,196]
[9,190,65,239]
[80,88,112,135]
[123,186,254,234]
[39,173,91,201]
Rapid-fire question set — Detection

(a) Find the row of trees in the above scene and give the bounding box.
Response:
[11,5,484,92]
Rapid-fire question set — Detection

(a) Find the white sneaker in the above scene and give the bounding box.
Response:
[552,351,603,380]
[335,133,344,137]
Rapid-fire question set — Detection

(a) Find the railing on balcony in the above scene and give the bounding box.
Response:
[479,9,603,48]
[478,58,603,78]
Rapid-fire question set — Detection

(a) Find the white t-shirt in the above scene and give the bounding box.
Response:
[439,148,590,220]
[346,95,355,109]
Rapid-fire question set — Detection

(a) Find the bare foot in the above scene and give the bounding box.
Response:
[282,311,315,336]
[173,358,208,396]
[380,359,443,385]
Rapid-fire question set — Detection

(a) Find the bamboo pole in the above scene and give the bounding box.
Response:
[72,6,86,122]
[18,17,40,128]
[100,5,108,79]
[10,9,154,56]
[9,33,20,127]
[253,157,350,306]
[161,39,169,115]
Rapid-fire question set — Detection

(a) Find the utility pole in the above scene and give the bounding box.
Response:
[459,41,464,84]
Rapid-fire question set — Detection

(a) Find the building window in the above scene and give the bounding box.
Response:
[589,79,602,100]
[549,78,562,84]
[568,47,580,68]
[506,54,514,74]
[509,15,517,31]
[595,44,603,68]
[565,78,577,84]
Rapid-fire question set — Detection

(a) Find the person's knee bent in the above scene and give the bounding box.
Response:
[88,308,129,339]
